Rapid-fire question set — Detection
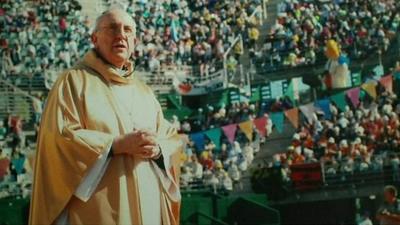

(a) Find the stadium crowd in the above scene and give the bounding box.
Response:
[255,0,400,70]
[0,0,92,88]
[0,0,264,89]
[270,82,400,187]
[0,115,33,199]
[106,0,263,76]
[2,0,400,199]
[0,98,275,197]
[177,102,269,193]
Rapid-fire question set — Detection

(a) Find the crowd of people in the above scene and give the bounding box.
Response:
[2,0,400,200]
[254,0,400,70]
[106,0,263,76]
[0,0,268,198]
[0,88,291,197]
[176,102,271,193]
[176,94,305,193]
[0,0,92,89]
[0,115,33,199]
[268,80,400,189]
[0,0,264,90]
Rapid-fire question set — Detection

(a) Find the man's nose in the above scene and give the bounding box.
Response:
[113,27,128,38]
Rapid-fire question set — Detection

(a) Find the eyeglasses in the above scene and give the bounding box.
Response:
[98,24,136,37]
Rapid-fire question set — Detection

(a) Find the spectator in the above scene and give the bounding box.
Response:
[358,211,373,225]
[376,185,400,225]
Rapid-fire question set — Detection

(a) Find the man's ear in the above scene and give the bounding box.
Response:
[91,33,98,47]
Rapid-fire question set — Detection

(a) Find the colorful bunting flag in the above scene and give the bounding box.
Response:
[359,89,366,100]
[239,120,253,141]
[299,103,316,123]
[270,112,285,133]
[346,87,360,108]
[285,80,295,103]
[330,92,347,112]
[190,132,205,152]
[204,128,222,150]
[380,75,393,93]
[361,82,377,99]
[222,124,237,144]
[253,117,267,137]
[315,99,331,120]
[187,74,395,151]
[284,108,299,129]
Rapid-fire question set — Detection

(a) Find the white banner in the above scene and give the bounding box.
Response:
[173,70,226,96]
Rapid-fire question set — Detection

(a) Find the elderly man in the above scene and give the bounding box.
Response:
[29,7,183,225]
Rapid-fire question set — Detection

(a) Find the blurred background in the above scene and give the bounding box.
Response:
[1,0,400,224]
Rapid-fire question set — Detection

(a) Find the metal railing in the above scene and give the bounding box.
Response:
[0,79,37,123]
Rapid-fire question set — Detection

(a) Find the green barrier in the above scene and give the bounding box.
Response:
[227,197,281,225]
[194,212,228,225]
[180,191,280,225]
[0,197,29,225]
[0,192,280,225]
[181,191,214,225]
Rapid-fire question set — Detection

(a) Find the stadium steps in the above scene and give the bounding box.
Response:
[259,0,281,42]
[240,0,282,82]
[0,79,35,124]
[5,75,46,93]
[235,120,296,193]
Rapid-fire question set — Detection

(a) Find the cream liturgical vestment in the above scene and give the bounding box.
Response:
[29,50,183,225]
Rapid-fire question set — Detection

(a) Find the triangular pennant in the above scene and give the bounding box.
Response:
[346,87,360,108]
[190,132,205,152]
[299,103,316,123]
[330,92,347,112]
[361,82,377,99]
[270,112,285,133]
[285,80,295,103]
[380,75,393,93]
[253,117,267,137]
[222,124,238,144]
[239,120,253,142]
[204,128,222,150]
[284,108,299,129]
[359,89,366,100]
[315,99,331,120]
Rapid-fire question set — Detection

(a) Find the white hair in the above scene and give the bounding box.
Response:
[92,5,136,34]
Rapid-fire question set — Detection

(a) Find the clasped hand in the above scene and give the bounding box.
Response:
[112,129,160,159]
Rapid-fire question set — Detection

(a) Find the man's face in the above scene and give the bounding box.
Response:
[384,190,395,203]
[92,10,136,68]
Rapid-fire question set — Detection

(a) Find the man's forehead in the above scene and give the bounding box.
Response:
[99,10,135,27]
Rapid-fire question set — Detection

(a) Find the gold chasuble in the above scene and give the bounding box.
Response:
[29,50,183,225]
